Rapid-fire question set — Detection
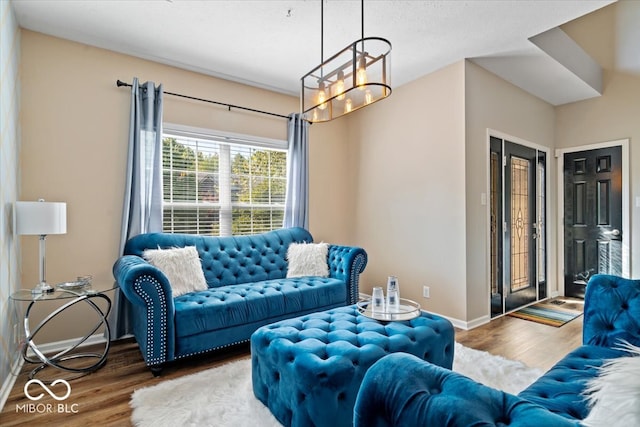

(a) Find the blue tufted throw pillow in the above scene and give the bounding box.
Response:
[286,242,329,278]
[143,246,208,297]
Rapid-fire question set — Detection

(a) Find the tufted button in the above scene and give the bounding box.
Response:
[428,387,441,395]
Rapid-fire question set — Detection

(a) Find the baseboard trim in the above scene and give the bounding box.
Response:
[437,313,490,331]
[24,334,107,359]
[0,354,25,412]
[463,315,491,330]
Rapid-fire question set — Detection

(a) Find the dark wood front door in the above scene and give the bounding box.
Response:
[491,137,546,317]
[563,146,623,298]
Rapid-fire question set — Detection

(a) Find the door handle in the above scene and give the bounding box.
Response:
[604,229,621,237]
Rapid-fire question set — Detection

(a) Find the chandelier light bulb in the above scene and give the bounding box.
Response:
[345,98,353,113]
[365,89,373,105]
[357,56,367,89]
[334,71,346,100]
[317,82,328,110]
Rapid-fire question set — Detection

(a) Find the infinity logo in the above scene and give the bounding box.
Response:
[24,379,72,401]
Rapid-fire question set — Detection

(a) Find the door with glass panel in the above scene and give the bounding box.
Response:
[490,137,547,317]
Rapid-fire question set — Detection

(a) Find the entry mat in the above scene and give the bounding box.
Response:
[508,297,584,327]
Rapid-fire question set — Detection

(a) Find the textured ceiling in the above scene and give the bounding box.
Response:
[12,0,614,104]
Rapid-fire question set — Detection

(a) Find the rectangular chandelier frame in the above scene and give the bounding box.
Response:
[301,36,392,123]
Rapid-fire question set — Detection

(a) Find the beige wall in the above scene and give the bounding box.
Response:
[19,30,350,342]
[347,62,469,321]
[1,0,22,388]
[308,117,353,244]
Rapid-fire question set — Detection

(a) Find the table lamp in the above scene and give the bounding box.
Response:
[15,199,67,294]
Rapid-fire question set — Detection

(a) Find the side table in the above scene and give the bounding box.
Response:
[10,285,115,380]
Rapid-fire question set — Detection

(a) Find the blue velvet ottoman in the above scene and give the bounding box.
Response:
[250,304,455,427]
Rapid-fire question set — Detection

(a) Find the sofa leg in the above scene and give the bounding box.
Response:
[149,365,163,377]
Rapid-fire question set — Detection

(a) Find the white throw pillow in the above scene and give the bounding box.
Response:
[582,342,640,427]
[286,242,329,278]
[143,246,208,297]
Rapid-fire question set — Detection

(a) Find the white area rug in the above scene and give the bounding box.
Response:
[130,342,544,427]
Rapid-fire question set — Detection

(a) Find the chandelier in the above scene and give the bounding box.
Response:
[301,0,392,123]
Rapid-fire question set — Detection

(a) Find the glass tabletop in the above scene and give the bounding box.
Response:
[10,283,118,302]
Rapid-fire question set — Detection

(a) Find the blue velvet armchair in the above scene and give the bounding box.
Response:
[354,274,640,426]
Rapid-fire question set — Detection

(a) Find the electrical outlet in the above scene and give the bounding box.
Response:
[423,286,430,299]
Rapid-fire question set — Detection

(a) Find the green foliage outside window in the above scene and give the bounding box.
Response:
[162,136,286,236]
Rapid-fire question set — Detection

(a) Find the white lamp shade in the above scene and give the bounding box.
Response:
[15,201,67,235]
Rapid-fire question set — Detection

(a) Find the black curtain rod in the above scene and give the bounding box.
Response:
[116,80,289,119]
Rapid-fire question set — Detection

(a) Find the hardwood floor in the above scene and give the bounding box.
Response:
[1,314,583,426]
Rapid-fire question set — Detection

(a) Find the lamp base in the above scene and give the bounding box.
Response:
[32,282,54,294]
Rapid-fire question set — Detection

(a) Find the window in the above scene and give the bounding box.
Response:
[162,125,287,236]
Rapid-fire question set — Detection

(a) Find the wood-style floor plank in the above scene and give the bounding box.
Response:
[1,314,583,426]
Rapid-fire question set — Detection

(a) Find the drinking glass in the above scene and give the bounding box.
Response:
[371,287,385,313]
[77,275,93,286]
[386,276,400,312]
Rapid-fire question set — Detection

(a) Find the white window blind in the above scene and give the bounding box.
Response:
[162,125,287,236]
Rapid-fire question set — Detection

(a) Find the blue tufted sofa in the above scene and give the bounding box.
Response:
[113,227,367,373]
[353,274,640,426]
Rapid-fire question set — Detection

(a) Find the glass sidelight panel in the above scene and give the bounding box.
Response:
[510,157,530,292]
[490,137,503,318]
[490,151,500,296]
[537,153,547,300]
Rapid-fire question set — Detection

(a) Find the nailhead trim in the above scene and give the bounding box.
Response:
[175,338,250,360]
[350,254,366,304]
[134,275,168,365]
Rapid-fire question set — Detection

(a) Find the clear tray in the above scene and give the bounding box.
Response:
[57,281,89,291]
[356,297,421,321]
